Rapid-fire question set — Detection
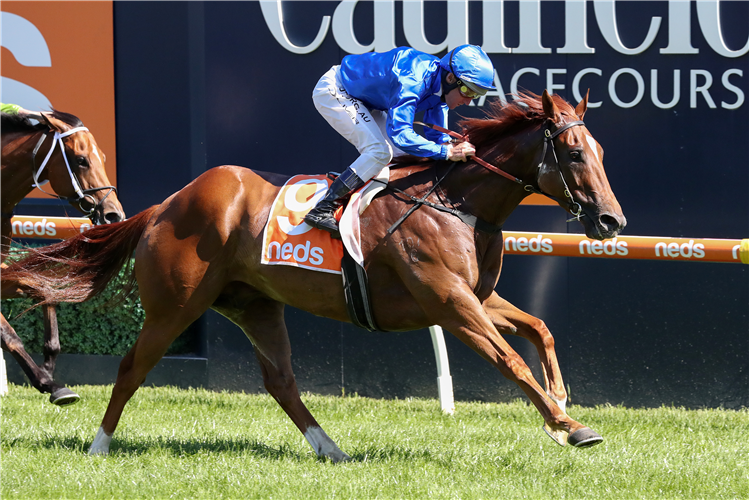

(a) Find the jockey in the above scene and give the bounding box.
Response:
[0,103,44,121]
[304,44,496,237]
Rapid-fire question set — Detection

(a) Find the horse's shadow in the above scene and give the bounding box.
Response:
[11,435,445,464]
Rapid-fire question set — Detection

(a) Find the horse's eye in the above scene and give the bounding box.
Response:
[77,156,90,168]
[569,151,583,162]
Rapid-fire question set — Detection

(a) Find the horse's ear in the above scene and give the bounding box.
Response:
[39,112,53,128]
[575,89,589,120]
[541,89,561,122]
[40,113,65,133]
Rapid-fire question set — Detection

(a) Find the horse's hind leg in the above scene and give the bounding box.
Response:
[217,298,350,462]
[483,292,567,412]
[0,312,78,405]
[88,308,203,455]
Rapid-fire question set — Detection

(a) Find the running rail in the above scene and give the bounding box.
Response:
[10,216,749,264]
[502,231,749,264]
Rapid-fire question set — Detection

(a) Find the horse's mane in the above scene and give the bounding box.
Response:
[391,92,578,168]
[0,109,84,135]
[460,92,577,145]
[0,112,37,133]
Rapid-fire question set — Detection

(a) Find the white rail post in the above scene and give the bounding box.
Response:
[428,325,454,414]
[0,349,8,396]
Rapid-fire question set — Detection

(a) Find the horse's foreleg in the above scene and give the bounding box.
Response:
[0,312,79,405]
[225,299,350,463]
[255,349,350,462]
[482,292,567,413]
[434,289,601,447]
[42,305,60,376]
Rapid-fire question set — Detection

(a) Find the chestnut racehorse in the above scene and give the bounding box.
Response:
[5,92,625,458]
[1,110,125,405]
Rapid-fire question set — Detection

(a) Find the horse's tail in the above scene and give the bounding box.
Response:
[3,205,159,306]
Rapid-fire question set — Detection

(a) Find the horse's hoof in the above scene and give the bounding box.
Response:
[328,450,352,463]
[50,388,80,406]
[568,427,603,448]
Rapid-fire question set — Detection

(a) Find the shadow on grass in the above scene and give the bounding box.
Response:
[7,435,452,464]
[6,435,305,461]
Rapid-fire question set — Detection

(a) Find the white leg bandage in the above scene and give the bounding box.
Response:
[88,427,112,456]
[304,426,351,463]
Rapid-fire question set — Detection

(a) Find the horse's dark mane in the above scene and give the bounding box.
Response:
[48,109,85,128]
[1,112,38,133]
[391,93,578,168]
[1,109,84,135]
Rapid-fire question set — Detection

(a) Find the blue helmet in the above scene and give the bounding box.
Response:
[439,45,496,95]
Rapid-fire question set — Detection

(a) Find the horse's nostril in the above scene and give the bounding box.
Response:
[600,213,624,231]
[105,212,124,224]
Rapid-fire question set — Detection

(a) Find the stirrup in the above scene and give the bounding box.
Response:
[304,211,341,238]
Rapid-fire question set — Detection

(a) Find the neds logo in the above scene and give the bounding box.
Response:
[504,235,553,254]
[654,240,705,259]
[266,178,327,265]
[12,218,57,237]
[11,218,93,238]
[578,238,628,256]
[266,240,324,266]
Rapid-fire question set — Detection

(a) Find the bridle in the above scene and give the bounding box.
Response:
[417,119,586,221]
[31,126,118,224]
[529,121,586,221]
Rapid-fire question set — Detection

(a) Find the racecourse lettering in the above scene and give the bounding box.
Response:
[260,0,747,109]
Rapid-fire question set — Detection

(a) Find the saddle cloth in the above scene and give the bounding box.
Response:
[261,168,389,274]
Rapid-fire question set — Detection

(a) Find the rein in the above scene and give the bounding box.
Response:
[30,127,118,223]
[383,163,503,235]
[416,119,586,221]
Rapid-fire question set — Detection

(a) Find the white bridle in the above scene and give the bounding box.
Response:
[32,126,89,198]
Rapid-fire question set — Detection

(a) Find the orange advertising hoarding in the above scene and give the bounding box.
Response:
[1,1,116,198]
[12,215,749,265]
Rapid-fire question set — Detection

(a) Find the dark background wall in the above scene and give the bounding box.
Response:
[17,1,748,409]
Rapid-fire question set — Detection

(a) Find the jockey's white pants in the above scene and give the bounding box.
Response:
[312,66,404,182]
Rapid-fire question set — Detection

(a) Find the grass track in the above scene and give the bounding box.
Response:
[2,384,748,499]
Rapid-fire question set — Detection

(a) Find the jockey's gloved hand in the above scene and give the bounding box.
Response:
[446,141,476,162]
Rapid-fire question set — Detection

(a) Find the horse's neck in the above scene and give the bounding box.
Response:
[1,131,46,213]
[446,137,540,228]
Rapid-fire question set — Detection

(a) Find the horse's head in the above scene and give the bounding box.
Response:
[40,112,125,225]
[536,90,626,240]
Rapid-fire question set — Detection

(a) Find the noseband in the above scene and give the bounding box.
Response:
[417,119,586,221]
[31,127,118,223]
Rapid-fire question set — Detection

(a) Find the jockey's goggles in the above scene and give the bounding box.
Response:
[457,80,486,99]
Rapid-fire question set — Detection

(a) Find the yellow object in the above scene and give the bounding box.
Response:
[740,239,749,265]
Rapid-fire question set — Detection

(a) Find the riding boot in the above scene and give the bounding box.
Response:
[304,169,366,237]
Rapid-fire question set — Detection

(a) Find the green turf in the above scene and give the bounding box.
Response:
[2,384,747,499]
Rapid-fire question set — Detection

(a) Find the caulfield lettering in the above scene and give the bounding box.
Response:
[261,0,747,110]
[261,0,748,58]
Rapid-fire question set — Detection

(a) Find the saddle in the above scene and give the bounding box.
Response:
[261,168,390,331]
